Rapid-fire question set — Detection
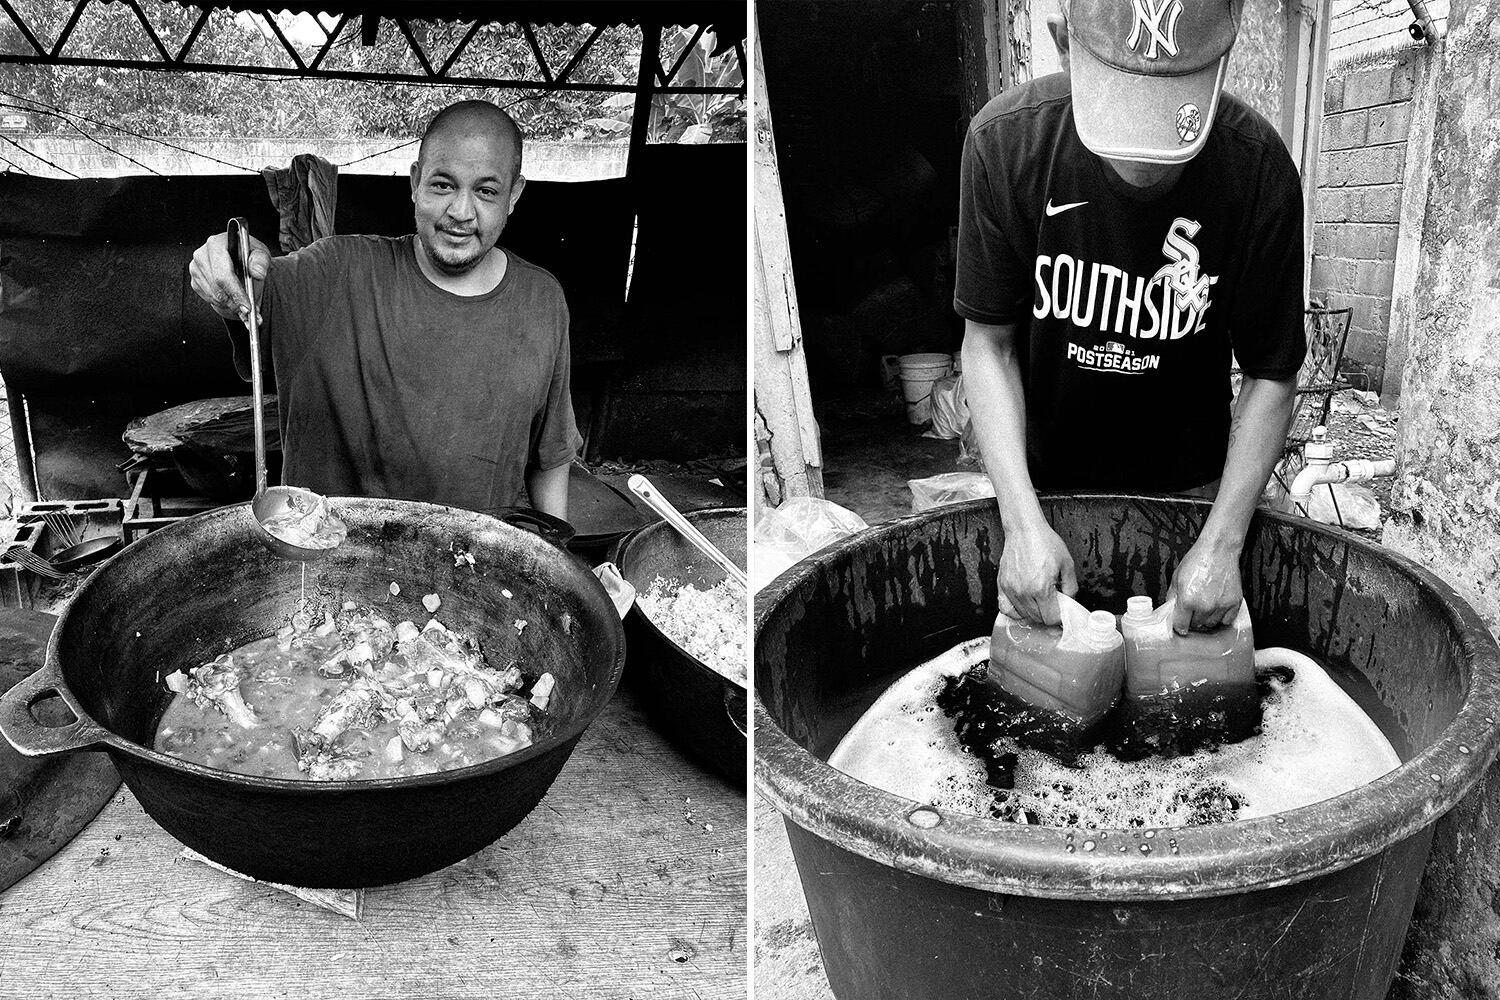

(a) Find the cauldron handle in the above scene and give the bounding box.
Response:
[489,507,577,549]
[0,666,111,756]
[724,685,748,739]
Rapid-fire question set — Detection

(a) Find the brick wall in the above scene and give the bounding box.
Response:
[1311,48,1421,392]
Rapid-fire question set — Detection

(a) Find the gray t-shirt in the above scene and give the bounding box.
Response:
[236,234,581,510]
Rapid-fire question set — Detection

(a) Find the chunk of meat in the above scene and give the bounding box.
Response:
[309,679,386,743]
[397,718,446,753]
[165,656,261,729]
[291,729,365,781]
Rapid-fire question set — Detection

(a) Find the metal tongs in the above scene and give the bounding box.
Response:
[227,218,345,561]
[627,474,747,589]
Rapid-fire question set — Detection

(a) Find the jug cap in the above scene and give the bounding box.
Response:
[1086,610,1119,636]
[1125,596,1154,619]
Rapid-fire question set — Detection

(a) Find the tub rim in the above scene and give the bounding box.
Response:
[753,494,1500,901]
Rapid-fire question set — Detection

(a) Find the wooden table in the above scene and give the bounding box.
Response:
[0,685,746,999]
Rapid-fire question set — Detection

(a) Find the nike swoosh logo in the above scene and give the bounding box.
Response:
[1045,199,1088,217]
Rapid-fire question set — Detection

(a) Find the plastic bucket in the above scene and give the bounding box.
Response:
[755,495,1500,1000]
[898,353,952,425]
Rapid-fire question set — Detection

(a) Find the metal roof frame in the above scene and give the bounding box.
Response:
[0,0,746,179]
[0,0,746,94]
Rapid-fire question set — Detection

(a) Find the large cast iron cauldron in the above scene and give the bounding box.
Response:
[614,508,746,785]
[755,495,1500,1000]
[0,498,625,888]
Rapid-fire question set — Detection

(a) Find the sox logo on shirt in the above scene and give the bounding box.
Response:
[1032,216,1220,374]
[1154,218,1216,312]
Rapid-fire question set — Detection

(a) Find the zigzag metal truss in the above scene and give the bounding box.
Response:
[0,0,747,95]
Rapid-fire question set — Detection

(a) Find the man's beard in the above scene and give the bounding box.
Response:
[420,230,487,275]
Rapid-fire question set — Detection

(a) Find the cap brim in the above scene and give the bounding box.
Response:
[1069,42,1228,164]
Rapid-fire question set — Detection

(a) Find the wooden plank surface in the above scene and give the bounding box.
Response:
[0,685,746,999]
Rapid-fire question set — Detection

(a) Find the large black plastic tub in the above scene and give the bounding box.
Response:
[755,495,1500,1000]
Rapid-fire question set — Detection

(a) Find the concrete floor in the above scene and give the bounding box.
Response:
[754,797,833,1000]
[816,391,965,525]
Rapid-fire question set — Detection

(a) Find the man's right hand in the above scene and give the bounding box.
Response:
[997,520,1079,626]
[189,231,270,322]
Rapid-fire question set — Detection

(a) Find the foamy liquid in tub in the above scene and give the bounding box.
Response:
[828,638,1401,828]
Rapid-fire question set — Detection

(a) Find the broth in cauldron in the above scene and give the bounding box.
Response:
[155,601,556,780]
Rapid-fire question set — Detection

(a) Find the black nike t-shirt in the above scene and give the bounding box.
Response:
[955,72,1306,493]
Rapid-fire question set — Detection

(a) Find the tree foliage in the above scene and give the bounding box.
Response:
[0,3,743,144]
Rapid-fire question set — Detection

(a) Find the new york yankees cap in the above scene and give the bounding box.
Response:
[1064,0,1245,163]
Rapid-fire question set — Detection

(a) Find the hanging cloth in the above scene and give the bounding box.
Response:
[260,153,338,252]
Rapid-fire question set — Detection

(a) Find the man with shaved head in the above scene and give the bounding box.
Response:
[189,98,579,518]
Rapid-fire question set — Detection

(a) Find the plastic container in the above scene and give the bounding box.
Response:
[987,595,1124,728]
[754,495,1500,999]
[1120,597,1255,696]
[1119,596,1260,754]
[898,353,953,425]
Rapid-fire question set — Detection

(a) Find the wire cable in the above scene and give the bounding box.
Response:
[0,87,258,173]
[0,101,163,175]
[332,136,418,168]
[0,133,79,177]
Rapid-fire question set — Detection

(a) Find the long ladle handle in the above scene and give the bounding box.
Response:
[227,217,267,496]
[627,475,747,589]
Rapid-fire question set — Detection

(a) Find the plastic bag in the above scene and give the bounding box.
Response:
[752,497,869,593]
[1305,482,1382,530]
[908,471,995,513]
[922,374,968,440]
[591,562,637,619]
[957,412,985,470]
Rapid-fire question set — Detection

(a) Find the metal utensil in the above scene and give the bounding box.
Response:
[227,218,344,562]
[626,475,747,590]
[42,513,81,549]
[3,546,63,580]
[49,537,123,573]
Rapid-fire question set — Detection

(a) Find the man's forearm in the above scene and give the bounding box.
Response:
[1199,375,1298,552]
[526,462,571,521]
[961,320,1046,531]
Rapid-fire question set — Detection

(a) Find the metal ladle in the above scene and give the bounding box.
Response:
[627,474,747,589]
[227,217,345,562]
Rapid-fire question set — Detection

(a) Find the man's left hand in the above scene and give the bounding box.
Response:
[1167,537,1243,634]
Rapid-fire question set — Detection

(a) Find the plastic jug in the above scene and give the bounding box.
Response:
[986,593,1125,729]
[1118,596,1260,753]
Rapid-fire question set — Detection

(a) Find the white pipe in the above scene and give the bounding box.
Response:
[1291,459,1398,511]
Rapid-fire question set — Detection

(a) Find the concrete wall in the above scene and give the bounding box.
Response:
[1312,47,1422,391]
[1381,1,1500,995]
[0,137,627,181]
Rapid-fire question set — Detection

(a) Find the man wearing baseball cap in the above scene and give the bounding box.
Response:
[956,0,1305,634]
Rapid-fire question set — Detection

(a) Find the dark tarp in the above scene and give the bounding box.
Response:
[606,141,746,459]
[0,172,632,395]
[0,141,744,497]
